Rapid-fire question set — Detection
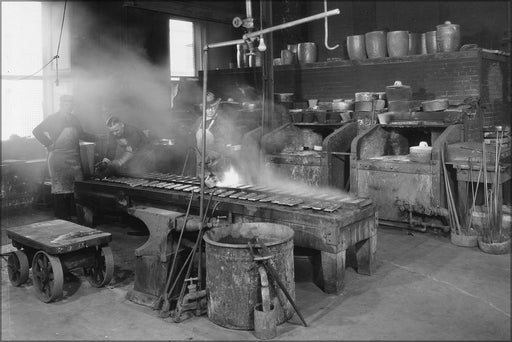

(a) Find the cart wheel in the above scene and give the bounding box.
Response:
[7,250,29,286]
[84,246,114,288]
[31,251,64,303]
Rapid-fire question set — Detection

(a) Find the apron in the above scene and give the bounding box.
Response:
[195,118,228,176]
[48,127,83,194]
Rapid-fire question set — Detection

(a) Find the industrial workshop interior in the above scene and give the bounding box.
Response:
[1,0,510,340]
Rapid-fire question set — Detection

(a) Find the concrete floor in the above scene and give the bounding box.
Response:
[1,207,510,340]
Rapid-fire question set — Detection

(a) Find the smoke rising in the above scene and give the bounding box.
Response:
[69,4,173,139]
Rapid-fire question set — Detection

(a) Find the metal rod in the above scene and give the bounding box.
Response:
[207,39,245,49]
[244,9,340,40]
[246,0,252,19]
[199,49,208,225]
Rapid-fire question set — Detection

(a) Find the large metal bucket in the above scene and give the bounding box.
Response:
[204,222,295,330]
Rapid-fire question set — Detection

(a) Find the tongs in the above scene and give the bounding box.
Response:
[247,238,308,327]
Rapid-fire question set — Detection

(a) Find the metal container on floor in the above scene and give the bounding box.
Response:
[347,34,367,60]
[436,21,461,52]
[387,31,409,57]
[204,222,295,330]
[365,31,387,58]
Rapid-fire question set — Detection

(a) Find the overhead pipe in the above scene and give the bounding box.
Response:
[199,8,340,224]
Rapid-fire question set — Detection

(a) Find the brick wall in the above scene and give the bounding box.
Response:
[204,50,510,140]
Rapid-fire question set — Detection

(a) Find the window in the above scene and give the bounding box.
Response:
[1,2,44,140]
[169,19,197,79]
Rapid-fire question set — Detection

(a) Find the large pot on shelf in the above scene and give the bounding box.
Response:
[387,31,409,57]
[347,34,367,60]
[297,42,317,64]
[365,31,387,58]
[426,31,437,53]
[436,21,461,52]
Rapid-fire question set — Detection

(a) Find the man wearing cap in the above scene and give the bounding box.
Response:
[100,116,155,176]
[33,95,97,219]
[194,91,238,184]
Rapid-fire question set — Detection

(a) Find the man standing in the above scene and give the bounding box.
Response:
[33,95,97,219]
[101,116,155,176]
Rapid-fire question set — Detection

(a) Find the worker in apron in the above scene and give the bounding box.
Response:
[194,92,238,186]
[99,116,156,177]
[32,95,98,219]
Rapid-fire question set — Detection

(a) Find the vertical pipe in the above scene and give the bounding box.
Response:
[199,47,208,224]
[246,0,252,19]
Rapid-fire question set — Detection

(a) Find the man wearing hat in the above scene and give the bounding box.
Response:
[33,95,97,219]
[99,116,155,176]
[194,91,239,184]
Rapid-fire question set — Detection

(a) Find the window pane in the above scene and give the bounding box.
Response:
[2,79,44,140]
[169,19,195,77]
[1,1,42,76]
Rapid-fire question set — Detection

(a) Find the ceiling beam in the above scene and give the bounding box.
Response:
[123,1,243,25]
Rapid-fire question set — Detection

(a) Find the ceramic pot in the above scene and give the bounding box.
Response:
[347,34,367,60]
[365,31,387,58]
[297,42,317,64]
[408,33,422,55]
[387,31,409,57]
[436,21,461,52]
[451,233,478,247]
[420,33,428,54]
[426,31,437,53]
[281,49,294,65]
[385,81,412,102]
[477,237,511,254]
[287,44,298,64]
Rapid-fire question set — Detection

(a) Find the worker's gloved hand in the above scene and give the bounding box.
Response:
[95,158,116,177]
[111,160,122,167]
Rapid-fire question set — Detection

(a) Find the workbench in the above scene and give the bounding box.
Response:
[3,219,113,302]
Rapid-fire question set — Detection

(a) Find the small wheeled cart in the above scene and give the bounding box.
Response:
[2,219,114,303]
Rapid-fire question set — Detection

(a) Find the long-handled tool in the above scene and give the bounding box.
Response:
[154,191,195,312]
[172,191,219,322]
[248,239,307,327]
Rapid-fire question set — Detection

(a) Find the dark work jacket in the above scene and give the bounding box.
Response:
[105,124,150,161]
[32,112,96,148]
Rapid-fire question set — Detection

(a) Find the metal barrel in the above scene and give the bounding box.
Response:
[204,222,295,330]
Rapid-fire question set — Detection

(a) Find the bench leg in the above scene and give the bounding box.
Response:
[319,250,346,294]
[355,234,377,276]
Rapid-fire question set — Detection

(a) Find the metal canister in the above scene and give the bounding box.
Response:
[237,43,249,68]
[281,49,294,65]
[297,42,317,64]
[365,31,387,58]
[287,44,298,64]
[436,21,461,52]
[420,33,428,54]
[425,31,437,54]
[387,31,409,57]
[408,33,422,55]
[347,34,367,60]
